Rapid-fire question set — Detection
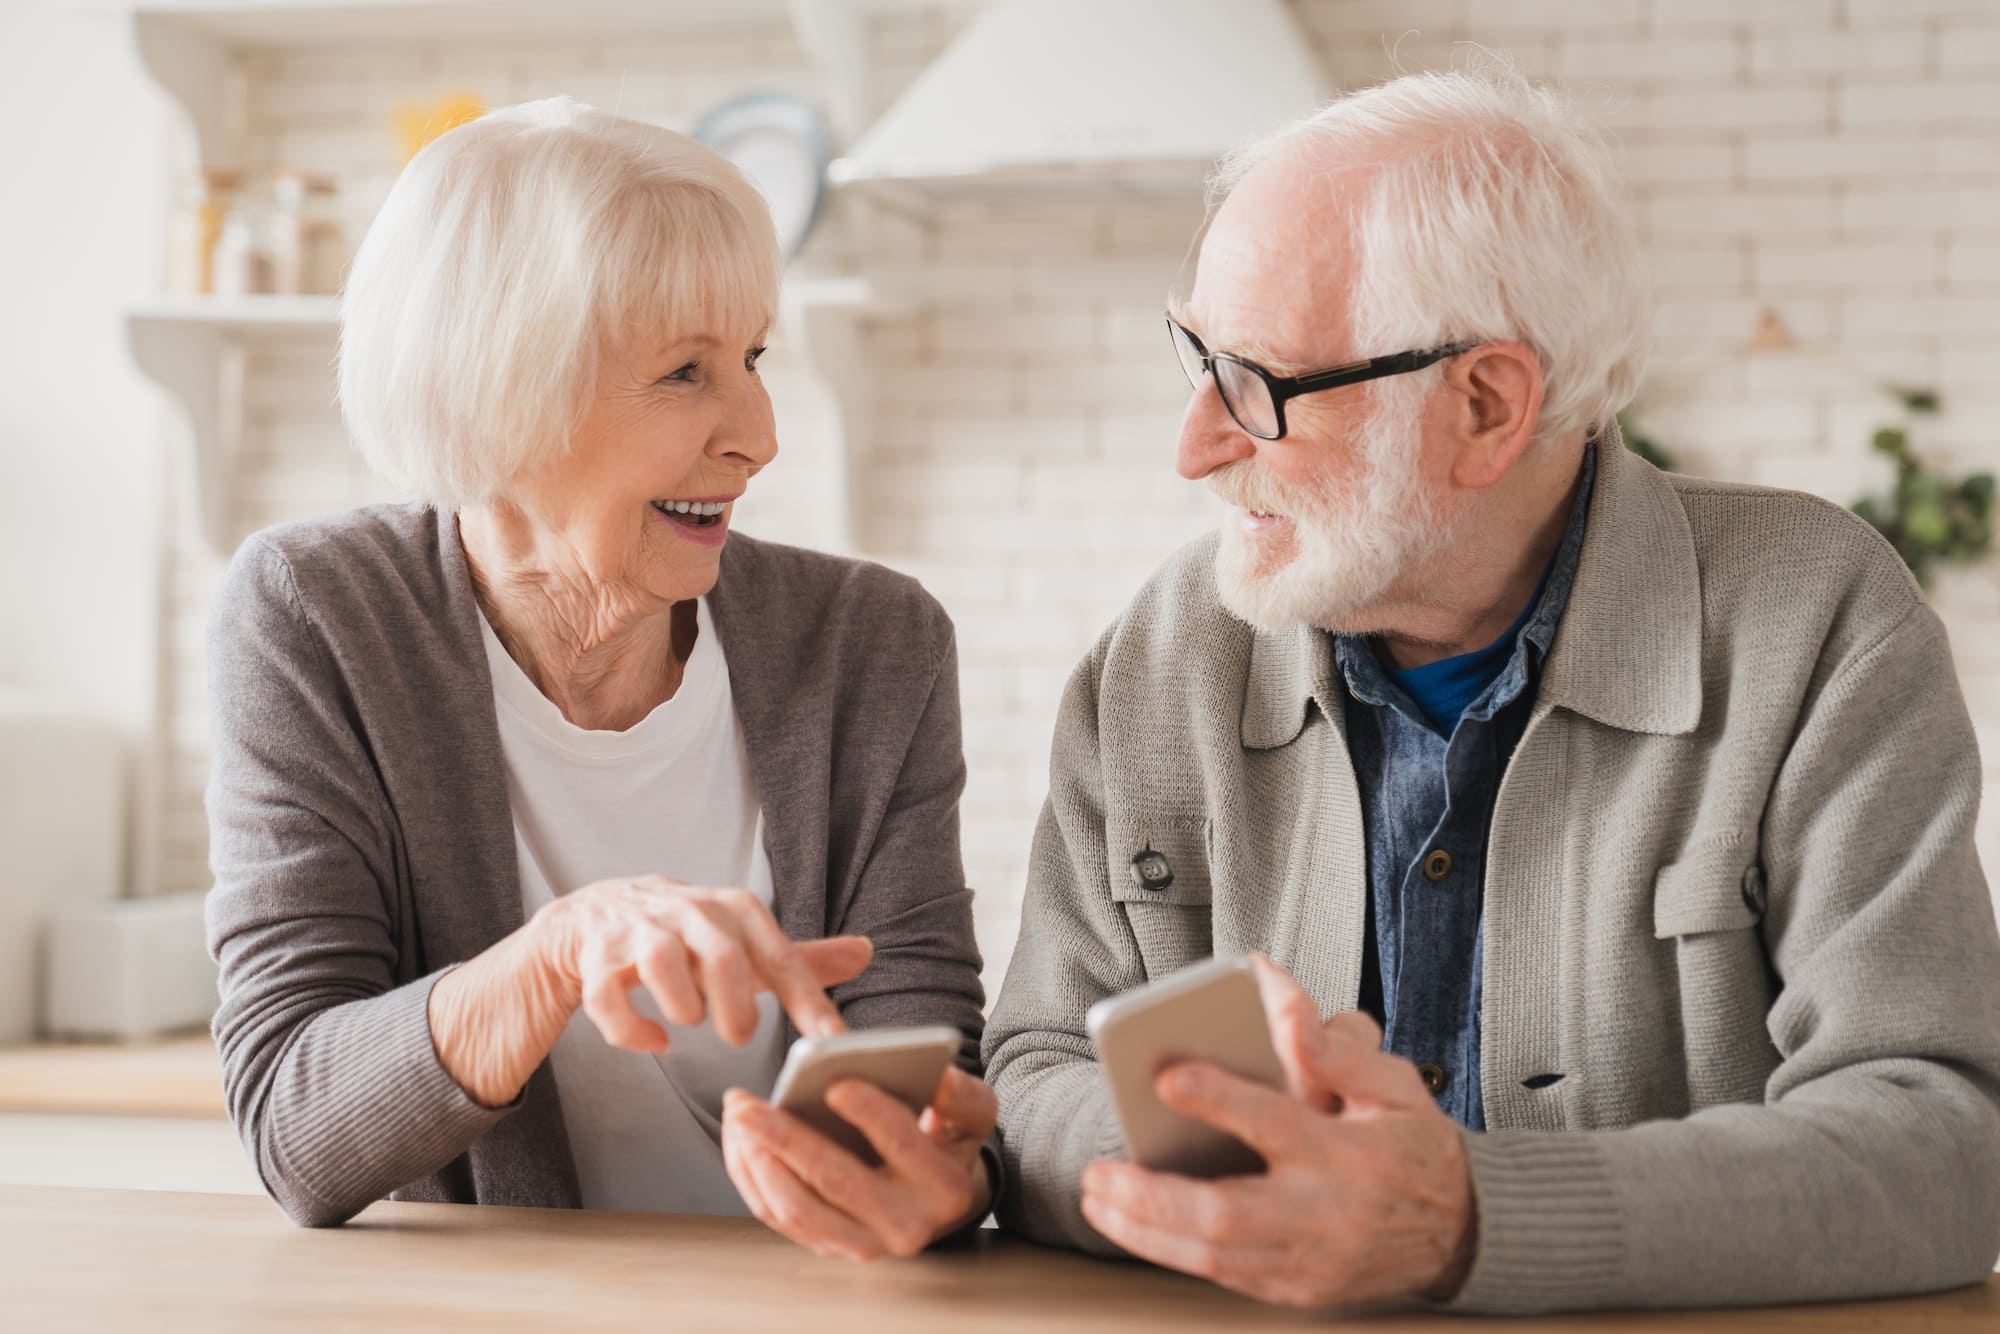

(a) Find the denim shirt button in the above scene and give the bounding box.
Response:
[1422,849,1453,881]
[1418,1062,1447,1094]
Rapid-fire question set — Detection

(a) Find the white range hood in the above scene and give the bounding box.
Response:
[828,0,1328,196]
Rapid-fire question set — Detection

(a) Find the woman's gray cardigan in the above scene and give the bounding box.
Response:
[203,503,989,1226]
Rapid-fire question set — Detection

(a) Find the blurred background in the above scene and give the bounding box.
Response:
[0,0,1994,1197]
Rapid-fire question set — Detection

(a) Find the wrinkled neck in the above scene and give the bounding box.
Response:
[457,504,693,731]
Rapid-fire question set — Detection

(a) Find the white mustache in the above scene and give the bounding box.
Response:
[1206,461,1315,520]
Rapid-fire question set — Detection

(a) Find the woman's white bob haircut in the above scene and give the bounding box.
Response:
[1210,65,1650,450]
[339,97,782,507]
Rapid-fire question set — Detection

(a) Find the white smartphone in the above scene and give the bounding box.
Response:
[768,1025,961,1165]
[1087,955,1287,1178]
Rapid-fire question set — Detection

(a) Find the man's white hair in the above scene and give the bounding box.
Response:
[1210,66,1651,450]
[338,97,782,508]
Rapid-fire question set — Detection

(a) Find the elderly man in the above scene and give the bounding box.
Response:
[985,69,2000,1314]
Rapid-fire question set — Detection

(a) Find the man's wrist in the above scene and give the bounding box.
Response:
[1422,1198,1478,1302]
[1420,1148,1479,1303]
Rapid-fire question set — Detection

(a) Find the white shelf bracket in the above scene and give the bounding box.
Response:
[127,318,246,556]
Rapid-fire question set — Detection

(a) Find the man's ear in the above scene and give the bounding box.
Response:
[1441,341,1543,489]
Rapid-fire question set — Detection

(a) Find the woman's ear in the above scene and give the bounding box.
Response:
[1442,341,1544,490]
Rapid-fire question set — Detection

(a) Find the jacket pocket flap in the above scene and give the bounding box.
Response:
[1107,819,1213,906]
[1653,834,1762,938]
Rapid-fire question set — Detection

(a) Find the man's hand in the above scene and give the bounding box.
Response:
[723,1065,998,1261]
[1079,957,1476,1308]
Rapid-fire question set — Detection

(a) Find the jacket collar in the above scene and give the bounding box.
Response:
[1240,422,1703,749]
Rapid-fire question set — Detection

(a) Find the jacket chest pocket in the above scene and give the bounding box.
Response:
[1652,831,1779,1108]
[1653,832,1766,937]
[1107,819,1213,980]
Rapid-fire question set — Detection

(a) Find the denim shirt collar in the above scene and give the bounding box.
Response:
[1331,443,1598,733]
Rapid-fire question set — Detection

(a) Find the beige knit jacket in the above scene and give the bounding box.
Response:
[984,428,2000,1313]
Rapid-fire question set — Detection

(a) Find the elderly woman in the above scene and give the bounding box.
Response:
[204,99,994,1260]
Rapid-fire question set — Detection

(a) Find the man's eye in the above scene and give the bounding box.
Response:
[660,361,698,384]
[745,347,767,373]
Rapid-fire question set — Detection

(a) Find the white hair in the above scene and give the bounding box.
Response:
[1210,65,1651,451]
[338,97,782,507]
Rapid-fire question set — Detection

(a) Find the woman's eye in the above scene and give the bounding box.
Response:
[745,347,767,373]
[660,361,698,384]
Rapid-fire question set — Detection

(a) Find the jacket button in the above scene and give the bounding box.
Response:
[1131,850,1174,891]
[1741,863,1767,915]
[1423,849,1453,881]
[1417,1062,1447,1094]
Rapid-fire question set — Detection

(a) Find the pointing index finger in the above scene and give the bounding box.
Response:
[733,898,847,1038]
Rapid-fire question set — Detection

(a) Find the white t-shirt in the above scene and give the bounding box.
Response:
[480,596,782,1214]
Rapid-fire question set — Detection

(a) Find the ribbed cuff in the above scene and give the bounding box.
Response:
[279,970,519,1222]
[1440,1129,1627,1314]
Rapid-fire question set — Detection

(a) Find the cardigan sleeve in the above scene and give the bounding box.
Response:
[982,631,1142,1256]
[205,537,515,1226]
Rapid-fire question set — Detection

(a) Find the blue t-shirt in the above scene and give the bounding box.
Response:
[1389,557,1556,733]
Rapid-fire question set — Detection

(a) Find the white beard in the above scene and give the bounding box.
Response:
[1209,381,1450,632]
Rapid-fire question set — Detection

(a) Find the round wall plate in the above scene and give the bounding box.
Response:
[692,93,833,260]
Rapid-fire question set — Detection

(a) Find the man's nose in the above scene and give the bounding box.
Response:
[1175,380,1256,481]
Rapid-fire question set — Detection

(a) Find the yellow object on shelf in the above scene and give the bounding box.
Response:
[393,91,486,164]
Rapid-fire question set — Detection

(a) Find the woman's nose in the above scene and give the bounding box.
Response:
[712,382,779,471]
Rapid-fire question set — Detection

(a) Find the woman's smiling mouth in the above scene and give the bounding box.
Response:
[650,498,727,527]
[648,495,739,546]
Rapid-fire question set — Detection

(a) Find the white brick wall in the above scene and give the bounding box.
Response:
[152,1,2000,992]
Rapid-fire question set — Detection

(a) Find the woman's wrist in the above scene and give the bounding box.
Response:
[427,913,579,1108]
[931,1143,997,1243]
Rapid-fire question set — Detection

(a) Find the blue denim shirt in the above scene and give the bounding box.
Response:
[1333,449,1595,1129]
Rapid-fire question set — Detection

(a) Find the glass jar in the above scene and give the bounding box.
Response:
[270,170,343,296]
[210,207,270,298]
[165,167,241,296]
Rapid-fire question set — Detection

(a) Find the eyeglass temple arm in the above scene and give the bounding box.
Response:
[1286,341,1478,395]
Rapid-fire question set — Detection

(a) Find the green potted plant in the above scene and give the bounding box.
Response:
[1849,387,1994,588]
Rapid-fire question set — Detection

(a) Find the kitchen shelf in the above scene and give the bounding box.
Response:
[131,0,794,46]
[128,294,340,332]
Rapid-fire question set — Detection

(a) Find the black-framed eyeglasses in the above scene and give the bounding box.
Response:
[1167,315,1477,441]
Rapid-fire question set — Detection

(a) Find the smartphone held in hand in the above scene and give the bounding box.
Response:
[768,1025,961,1165]
[1087,955,1286,1179]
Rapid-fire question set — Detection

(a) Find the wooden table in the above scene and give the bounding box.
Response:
[4,1185,1995,1332]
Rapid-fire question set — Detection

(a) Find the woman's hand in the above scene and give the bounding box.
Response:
[427,876,873,1107]
[721,1065,998,1260]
